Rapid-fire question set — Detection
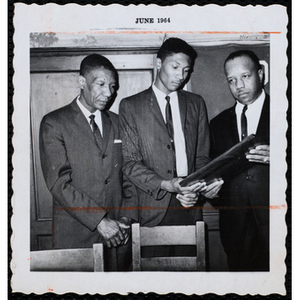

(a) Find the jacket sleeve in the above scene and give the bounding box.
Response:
[119,99,167,200]
[119,173,139,222]
[39,114,107,232]
[195,96,211,171]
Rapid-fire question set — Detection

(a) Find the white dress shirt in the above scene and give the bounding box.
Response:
[152,84,188,177]
[77,96,103,135]
[235,90,265,141]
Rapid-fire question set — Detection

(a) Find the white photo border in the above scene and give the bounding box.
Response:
[11,3,288,296]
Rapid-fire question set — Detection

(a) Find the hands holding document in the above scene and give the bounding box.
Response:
[175,180,206,208]
[176,179,224,207]
[161,177,222,208]
[161,178,205,208]
[246,145,270,164]
[200,179,224,199]
[166,137,268,208]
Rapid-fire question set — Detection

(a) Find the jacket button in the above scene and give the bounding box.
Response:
[102,154,107,159]
[167,170,172,174]
[167,145,171,149]
[105,179,110,184]
[246,175,251,180]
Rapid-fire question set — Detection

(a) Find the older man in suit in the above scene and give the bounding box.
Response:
[210,50,270,271]
[119,38,223,258]
[39,54,136,271]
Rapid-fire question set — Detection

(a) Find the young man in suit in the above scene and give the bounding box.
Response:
[39,54,136,271]
[210,50,270,271]
[119,38,223,258]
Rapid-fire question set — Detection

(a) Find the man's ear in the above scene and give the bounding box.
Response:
[78,75,86,89]
[258,69,264,84]
[156,58,162,70]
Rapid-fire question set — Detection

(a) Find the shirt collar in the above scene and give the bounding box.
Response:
[76,95,101,119]
[152,83,177,101]
[236,89,265,113]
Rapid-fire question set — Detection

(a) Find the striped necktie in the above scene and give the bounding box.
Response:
[89,114,102,148]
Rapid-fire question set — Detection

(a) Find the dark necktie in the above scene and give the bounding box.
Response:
[89,114,102,148]
[165,96,176,175]
[165,96,174,142]
[241,105,248,140]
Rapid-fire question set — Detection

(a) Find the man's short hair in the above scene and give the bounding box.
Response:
[224,50,262,71]
[80,54,117,78]
[157,38,197,63]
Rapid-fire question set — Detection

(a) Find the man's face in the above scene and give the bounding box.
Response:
[79,67,116,113]
[155,53,192,95]
[225,56,263,105]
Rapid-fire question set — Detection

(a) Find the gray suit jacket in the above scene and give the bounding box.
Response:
[119,87,210,226]
[39,99,137,250]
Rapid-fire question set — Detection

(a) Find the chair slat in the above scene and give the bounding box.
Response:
[140,225,196,246]
[132,223,142,271]
[30,243,104,272]
[131,222,206,271]
[196,221,206,270]
[30,248,94,271]
[93,243,104,272]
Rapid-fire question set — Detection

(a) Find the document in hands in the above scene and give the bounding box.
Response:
[180,134,257,187]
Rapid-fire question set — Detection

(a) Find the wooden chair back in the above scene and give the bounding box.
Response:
[30,243,104,272]
[132,222,206,271]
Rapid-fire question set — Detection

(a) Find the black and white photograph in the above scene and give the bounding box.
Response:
[11,3,288,296]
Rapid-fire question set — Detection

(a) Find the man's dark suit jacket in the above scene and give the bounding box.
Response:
[210,94,270,271]
[119,87,210,227]
[39,99,136,270]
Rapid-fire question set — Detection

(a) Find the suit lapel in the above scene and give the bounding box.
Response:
[71,100,96,141]
[146,88,169,136]
[177,90,187,132]
[71,99,103,151]
[255,95,270,143]
[229,94,269,146]
[229,105,240,146]
[101,111,112,153]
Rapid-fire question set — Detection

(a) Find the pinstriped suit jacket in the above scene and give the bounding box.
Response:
[119,87,210,227]
[39,99,137,250]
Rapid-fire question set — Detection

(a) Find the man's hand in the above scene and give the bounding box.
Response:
[246,145,270,164]
[97,217,130,248]
[176,193,199,208]
[201,179,224,199]
[118,217,132,245]
[161,178,206,195]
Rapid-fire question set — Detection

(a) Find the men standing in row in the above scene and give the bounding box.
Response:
[210,50,270,271]
[119,38,223,257]
[39,54,136,271]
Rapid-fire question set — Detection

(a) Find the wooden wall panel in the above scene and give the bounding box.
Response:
[31,72,80,220]
[110,70,153,114]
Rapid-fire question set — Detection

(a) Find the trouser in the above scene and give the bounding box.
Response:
[224,210,269,271]
[104,241,132,271]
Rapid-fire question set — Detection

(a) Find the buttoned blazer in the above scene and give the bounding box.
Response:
[39,99,136,249]
[119,87,210,227]
[210,94,270,253]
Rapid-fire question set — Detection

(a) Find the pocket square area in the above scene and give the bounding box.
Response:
[114,139,122,143]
